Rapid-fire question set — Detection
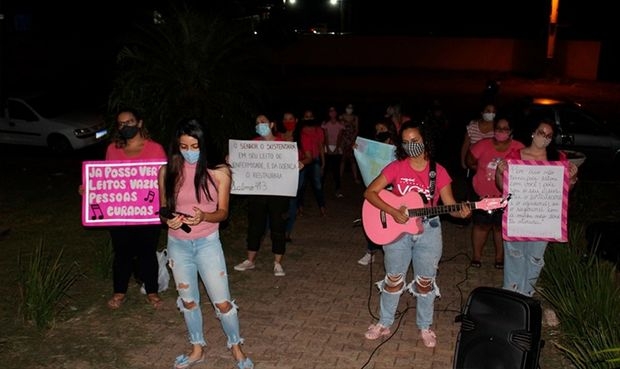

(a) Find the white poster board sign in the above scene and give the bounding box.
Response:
[353,136,396,187]
[228,139,299,196]
[502,160,569,242]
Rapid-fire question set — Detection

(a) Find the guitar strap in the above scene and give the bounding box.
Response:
[428,160,437,206]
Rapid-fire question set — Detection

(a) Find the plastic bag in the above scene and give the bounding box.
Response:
[140,248,170,294]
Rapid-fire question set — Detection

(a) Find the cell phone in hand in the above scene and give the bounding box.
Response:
[158,207,192,233]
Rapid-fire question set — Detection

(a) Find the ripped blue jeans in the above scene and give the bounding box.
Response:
[376,217,442,330]
[503,240,548,297]
[167,232,244,348]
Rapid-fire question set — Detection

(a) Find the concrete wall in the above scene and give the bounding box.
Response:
[271,36,601,81]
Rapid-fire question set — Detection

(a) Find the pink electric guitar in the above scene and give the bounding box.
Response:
[362,190,508,245]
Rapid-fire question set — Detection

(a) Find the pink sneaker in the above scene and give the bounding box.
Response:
[419,328,437,348]
[364,323,390,340]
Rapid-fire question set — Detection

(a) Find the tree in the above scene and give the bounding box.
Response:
[109,3,271,157]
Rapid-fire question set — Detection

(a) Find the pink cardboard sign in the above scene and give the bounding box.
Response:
[502,159,569,242]
[82,160,166,227]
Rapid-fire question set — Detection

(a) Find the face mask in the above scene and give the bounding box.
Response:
[375,132,391,142]
[283,120,296,131]
[119,125,139,139]
[482,112,495,122]
[346,108,353,114]
[532,134,551,149]
[256,123,271,137]
[494,131,510,142]
[181,149,200,164]
[402,141,425,158]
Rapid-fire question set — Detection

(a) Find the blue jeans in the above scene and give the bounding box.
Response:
[167,232,244,348]
[297,158,325,209]
[502,240,548,297]
[286,169,305,234]
[376,217,442,330]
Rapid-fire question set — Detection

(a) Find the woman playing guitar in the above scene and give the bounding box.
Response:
[362,120,471,349]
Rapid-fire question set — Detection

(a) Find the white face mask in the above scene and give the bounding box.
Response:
[345,108,353,114]
[482,112,495,122]
[532,134,551,148]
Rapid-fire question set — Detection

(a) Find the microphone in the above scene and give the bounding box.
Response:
[158,207,191,233]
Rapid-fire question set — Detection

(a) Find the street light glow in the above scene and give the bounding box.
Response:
[329,0,338,6]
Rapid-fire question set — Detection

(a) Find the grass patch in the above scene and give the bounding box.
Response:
[17,240,82,329]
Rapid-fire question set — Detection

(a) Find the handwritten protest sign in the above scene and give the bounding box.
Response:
[228,139,299,196]
[502,160,569,242]
[82,160,166,227]
[353,136,396,187]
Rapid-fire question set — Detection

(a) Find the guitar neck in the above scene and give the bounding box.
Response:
[408,201,476,217]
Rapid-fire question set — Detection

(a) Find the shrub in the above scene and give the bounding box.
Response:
[17,240,82,329]
[538,224,620,369]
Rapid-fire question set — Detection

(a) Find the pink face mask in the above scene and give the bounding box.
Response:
[494,131,510,142]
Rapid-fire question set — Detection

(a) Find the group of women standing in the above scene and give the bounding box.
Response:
[95,100,579,366]
[362,101,578,349]
[96,110,253,369]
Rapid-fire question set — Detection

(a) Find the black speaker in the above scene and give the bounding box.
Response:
[453,287,543,369]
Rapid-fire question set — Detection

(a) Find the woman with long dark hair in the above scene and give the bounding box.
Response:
[495,118,578,297]
[158,118,253,369]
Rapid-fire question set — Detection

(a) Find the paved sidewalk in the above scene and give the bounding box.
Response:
[121,74,620,369]
[128,176,531,369]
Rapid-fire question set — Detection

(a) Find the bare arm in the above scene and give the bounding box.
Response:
[495,159,507,191]
[158,165,186,230]
[568,162,578,190]
[460,132,471,170]
[465,149,478,171]
[438,184,471,219]
[200,165,231,223]
[301,149,313,166]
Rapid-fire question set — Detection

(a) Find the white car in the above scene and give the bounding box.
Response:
[0,95,109,152]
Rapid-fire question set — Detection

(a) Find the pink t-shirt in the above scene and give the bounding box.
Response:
[470,138,525,197]
[169,164,220,240]
[105,139,166,161]
[301,126,324,159]
[505,148,567,161]
[381,159,451,206]
[321,121,345,146]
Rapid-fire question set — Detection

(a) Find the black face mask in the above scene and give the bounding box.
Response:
[375,132,391,142]
[120,126,139,139]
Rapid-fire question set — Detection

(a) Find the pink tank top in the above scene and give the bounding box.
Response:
[169,163,219,240]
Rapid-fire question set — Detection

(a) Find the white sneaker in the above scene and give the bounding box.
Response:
[357,253,375,266]
[274,262,286,276]
[234,260,255,271]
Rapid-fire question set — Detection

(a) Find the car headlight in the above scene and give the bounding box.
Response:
[74,128,92,138]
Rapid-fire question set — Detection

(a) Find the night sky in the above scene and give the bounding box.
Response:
[1,0,615,40]
[0,0,617,97]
